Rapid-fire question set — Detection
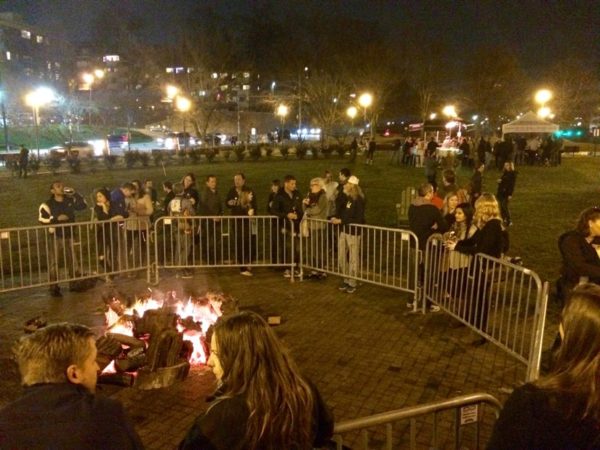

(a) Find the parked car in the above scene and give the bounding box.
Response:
[161,132,198,150]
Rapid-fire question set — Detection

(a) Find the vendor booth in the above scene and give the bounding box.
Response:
[502,111,558,135]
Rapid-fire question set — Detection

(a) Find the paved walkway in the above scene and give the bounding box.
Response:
[0,269,559,449]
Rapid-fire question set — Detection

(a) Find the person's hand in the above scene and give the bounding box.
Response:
[331,218,341,225]
[248,209,255,216]
[57,214,69,222]
[431,223,438,230]
[287,212,297,220]
[445,241,457,251]
[227,199,237,206]
[302,198,310,205]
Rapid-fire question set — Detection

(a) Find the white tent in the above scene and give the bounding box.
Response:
[502,111,559,135]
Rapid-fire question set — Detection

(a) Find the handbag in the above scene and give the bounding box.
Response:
[300,215,310,237]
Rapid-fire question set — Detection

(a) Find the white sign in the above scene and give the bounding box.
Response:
[460,405,479,425]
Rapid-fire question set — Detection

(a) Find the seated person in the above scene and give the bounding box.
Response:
[487,283,600,449]
[180,311,334,450]
[0,323,143,449]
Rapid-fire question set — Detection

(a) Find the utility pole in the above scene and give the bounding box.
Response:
[298,73,302,139]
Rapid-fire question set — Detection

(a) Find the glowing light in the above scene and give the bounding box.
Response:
[358,93,373,108]
[166,85,179,99]
[535,89,552,105]
[429,113,437,120]
[175,96,191,112]
[276,104,289,118]
[443,105,457,118]
[537,107,551,119]
[346,106,358,119]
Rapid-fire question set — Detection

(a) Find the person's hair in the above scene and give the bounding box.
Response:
[442,192,458,216]
[131,179,142,190]
[95,188,110,203]
[442,169,455,184]
[205,174,216,182]
[173,182,184,196]
[504,161,515,171]
[473,193,502,228]
[283,174,296,183]
[456,188,470,204]
[121,182,135,190]
[271,179,280,186]
[576,207,600,236]
[234,172,246,181]
[310,177,325,190]
[163,181,173,190]
[475,161,484,170]
[344,182,364,200]
[239,189,253,208]
[339,168,351,178]
[212,312,314,450]
[418,182,434,197]
[453,202,474,234]
[14,323,95,386]
[535,283,600,422]
[182,173,196,185]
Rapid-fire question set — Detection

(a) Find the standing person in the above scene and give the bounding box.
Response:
[168,183,195,278]
[408,183,448,249]
[390,138,402,166]
[94,188,125,274]
[487,284,600,450]
[349,137,359,163]
[366,137,376,165]
[497,161,517,226]
[331,176,365,294]
[446,193,507,338]
[267,179,281,264]
[424,150,438,191]
[470,162,484,206]
[477,137,490,166]
[322,170,338,218]
[302,177,328,279]
[179,311,334,450]
[198,175,223,264]
[110,182,134,271]
[125,182,153,272]
[0,323,144,449]
[18,144,29,178]
[442,192,459,227]
[182,173,200,208]
[426,136,439,156]
[162,181,175,216]
[334,168,351,218]
[273,175,304,278]
[38,181,87,297]
[226,173,257,276]
[438,169,458,199]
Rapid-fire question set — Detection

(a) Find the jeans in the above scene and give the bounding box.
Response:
[338,232,360,287]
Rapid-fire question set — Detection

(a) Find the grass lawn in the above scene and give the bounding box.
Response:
[0,151,597,284]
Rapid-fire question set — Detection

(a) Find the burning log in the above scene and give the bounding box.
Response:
[146,328,184,371]
[106,332,146,349]
[98,372,135,387]
[134,309,178,336]
[115,353,147,372]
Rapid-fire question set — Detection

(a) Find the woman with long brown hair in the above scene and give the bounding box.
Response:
[488,283,600,449]
[180,311,333,450]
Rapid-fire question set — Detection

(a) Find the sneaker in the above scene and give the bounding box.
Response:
[345,285,356,294]
[338,282,349,291]
[240,270,253,277]
[429,305,441,312]
[283,270,291,278]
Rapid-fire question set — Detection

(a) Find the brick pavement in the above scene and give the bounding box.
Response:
[0,269,559,449]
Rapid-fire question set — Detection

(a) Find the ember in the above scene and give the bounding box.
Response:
[97,289,237,389]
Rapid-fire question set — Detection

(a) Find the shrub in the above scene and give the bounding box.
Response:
[219,148,230,162]
[45,154,62,175]
[334,144,346,158]
[249,144,261,161]
[152,151,164,167]
[88,157,99,173]
[123,151,139,169]
[296,143,307,160]
[321,145,333,159]
[234,146,245,162]
[279,145,289,159]
[189,148,201,164]
[28,157,40,174]
[139,152,150,167]
[310,145,320,159]
[67,154,81,174]
[177,150,187,165]
[104,154,118,170]
[265,145,273,159]
[204,147,217,163]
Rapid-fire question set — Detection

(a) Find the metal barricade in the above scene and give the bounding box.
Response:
[153,215,294,281]
[299,218,421,302]
[0,218,152,293]
[423,234,549,382]
[332,392,502,450]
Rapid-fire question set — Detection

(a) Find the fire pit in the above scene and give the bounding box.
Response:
[96,289,237,390]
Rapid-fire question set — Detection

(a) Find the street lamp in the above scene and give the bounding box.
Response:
[81,71,104,125]
[534,89,552,106]
[175,96,191,151]
[537,106,552,119]
[346,106,357,131]
[276,104,289,142]
[24,87,55,157]
[358,93,373,136]
[442,105,457,118]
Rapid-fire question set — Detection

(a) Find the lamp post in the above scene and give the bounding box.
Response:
[346,106,357,132]
[165,84,179,131]
[24,87,54,158]
[276,104,289,142]
[358,93,373,137]
[175,96,191,151]
[535,89,553,119]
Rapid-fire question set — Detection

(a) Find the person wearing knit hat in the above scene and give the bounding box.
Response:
[330,177,365,294]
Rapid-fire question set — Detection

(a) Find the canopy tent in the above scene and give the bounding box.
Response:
[502,111,558,135]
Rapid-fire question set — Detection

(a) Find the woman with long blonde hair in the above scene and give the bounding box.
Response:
[180,312,333,450]
[488,283,600,449]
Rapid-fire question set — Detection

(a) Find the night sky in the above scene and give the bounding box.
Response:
[2,0,599,70]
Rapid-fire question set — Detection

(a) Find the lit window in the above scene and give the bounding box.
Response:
[242,84,250,90]
[175,67,184,74]
[187,67,193,73]
[211,72,218,79]
[166,67,174,73]
[36,35,43,43]
[5,51,10,61]
[102,55,120,62]
[220,84,228,91]
[199,90,206,96]
[21,30,31,39]
[243,72,250,78]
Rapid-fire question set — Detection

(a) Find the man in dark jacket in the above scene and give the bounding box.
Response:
[0,323,143,449]
[408,183,448,250]
[272,175,303,277]
[38,181,88,297]
[198,175,223,264]
[496,161,517,226]
[470,162,484,205]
